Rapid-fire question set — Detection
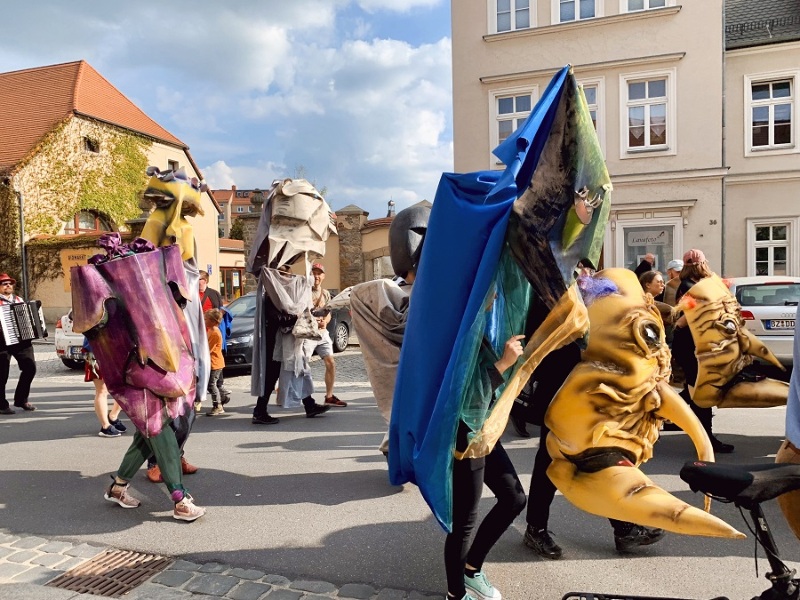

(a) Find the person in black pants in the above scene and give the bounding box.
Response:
[445,334,527,600]
[671,249,733,454]
[0,274,36,414]
[252,297,297,424]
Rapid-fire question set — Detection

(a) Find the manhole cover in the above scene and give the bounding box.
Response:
[46,548,173,597]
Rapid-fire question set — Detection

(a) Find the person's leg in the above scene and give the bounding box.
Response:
[148,425,205,521]
[206,369,223,415]
[444,457,483,599]
[104,431,151,508]
[93,379,112,428]
[318,337,346,406]
[523,425,562,559]
[12,344,36,410]
[323,355,335,397]
[0,351,12,412]
[465,442,526,572]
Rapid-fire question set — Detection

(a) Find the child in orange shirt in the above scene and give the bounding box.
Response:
[204,309,226,416]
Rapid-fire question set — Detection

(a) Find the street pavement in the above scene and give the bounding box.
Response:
[1,341,799,599]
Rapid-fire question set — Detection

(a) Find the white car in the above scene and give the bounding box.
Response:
[55,311,86,370]
[727,276,800,367]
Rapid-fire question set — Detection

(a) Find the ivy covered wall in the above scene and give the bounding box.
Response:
[0,116,152,283]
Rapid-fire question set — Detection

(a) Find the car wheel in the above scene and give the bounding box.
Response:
[61,358,85,370]
[333,322,349,353]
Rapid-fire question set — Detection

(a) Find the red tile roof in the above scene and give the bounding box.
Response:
[0,60,185,173]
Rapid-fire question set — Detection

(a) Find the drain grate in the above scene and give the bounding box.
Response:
[46,548,173,597]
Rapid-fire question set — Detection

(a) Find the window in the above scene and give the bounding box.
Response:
[220,267,245,303]
[556,0,595,23]
[755,223,789,276]
[492,90,533,149]
[167,159,179,171]
[750,79,793,150]
[83,137,100,153]
[236,206,245,213]
[63,211,113,235]
[612,216,683,270]
[625,0,666,11]
[495,0,531,33]
[620,70,675,155]
[578,77,604,154]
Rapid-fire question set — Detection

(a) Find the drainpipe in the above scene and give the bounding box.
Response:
[720,0,727,275]
[16,190,29,301]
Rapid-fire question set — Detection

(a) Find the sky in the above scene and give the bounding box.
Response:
[0,0,453,218]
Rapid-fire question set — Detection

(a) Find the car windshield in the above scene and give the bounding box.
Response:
[736,283,800,307]
[226,294,257,318]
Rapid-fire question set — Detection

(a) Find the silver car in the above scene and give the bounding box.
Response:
[728,276,800,367]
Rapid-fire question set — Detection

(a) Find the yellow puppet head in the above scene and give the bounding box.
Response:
[544,268,742,539]
[678,274,788,408]
[140,166,208,261]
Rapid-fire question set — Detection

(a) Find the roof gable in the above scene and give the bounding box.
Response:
[0,60,184,172]
[726,0,800,49]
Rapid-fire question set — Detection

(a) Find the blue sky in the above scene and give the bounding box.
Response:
[0,0,453,217]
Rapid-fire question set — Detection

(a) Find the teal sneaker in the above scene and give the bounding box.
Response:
[464,571,501,600]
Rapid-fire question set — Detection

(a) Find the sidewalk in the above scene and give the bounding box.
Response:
[0,531,436,599]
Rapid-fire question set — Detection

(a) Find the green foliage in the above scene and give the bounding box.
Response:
[228,217,244,240]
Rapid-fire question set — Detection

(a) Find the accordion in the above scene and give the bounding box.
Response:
[0,301,47,346]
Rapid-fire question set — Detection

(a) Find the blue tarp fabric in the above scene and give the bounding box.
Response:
[388,66,571,532]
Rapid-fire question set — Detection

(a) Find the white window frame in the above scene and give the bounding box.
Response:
[551,0,601,24]
[578,76,605,157]
[607,215,683,269]
[236,206,245,213]
[488,0,536,34]
[619,68,677,158]
[489,85,539,168]
[744,70,799,157]
[746,217,800,276]
[620,0,671,13]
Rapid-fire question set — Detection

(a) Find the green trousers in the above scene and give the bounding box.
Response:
[117,424,185,494]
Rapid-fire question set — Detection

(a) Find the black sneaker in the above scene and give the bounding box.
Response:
[108,414,127,433]
[252,414,280,425]
[99,425,122,438]
[614,525,665,554]
[711,435,734,454]
[510,413,530,438]
[523,526,562,559]
[220,390,231,406]
[305,403,331,418]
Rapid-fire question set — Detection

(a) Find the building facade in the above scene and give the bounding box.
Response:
[452,0,800,277]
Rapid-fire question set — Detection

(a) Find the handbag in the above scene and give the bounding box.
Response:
[291,308,322,340]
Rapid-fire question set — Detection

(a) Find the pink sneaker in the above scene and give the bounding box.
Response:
[173,494,205,522]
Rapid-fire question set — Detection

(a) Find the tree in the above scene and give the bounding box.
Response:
[228,218,244,240]
[293,165,327,198]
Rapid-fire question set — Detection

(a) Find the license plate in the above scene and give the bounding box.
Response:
[766,319,795,330]
[68,346,84,358]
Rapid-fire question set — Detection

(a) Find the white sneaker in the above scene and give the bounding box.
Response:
[173,494,205,522]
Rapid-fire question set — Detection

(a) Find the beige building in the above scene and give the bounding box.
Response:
[0,60,221,320]
[452,0,800,277]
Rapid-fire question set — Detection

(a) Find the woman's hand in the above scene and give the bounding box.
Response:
[495,334,525,375]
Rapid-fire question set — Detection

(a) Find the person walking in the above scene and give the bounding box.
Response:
[662,259,683,307]
[672,248,734,453]
[308,263,346,407]
[83,337,126,437]
[204,309,226,416]
[0,273,36,414]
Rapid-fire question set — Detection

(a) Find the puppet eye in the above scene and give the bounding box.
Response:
[715,319,738,335]
[640,322,661,349]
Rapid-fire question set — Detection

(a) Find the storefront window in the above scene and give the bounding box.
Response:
[623,224,675,273]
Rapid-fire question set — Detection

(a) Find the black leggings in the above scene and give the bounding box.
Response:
[445,442,526,596]
[0,342,36,409]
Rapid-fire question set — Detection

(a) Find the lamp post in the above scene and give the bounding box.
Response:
[16,190,29,301]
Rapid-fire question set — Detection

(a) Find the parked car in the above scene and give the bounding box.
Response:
[55,311,85,370]
[727,276,800,367]
[224,292,352,371]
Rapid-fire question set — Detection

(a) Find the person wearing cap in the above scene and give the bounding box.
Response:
[671,248,734,454]
[662,259,684,307]
[0,273,37,414]
[308,263,346,407]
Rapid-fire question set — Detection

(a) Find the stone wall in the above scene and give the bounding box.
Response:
[336,206,369,289]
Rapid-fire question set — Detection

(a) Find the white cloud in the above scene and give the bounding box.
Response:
[357,0,442,13]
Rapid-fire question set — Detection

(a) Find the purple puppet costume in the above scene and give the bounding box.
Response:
[72,204,207,521]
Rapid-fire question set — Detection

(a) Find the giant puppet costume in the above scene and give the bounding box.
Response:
[676,274,789,409]
[71,167,209,520]
[350,204,430,455]
[389,66,747,543]
[247,178,338,408]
